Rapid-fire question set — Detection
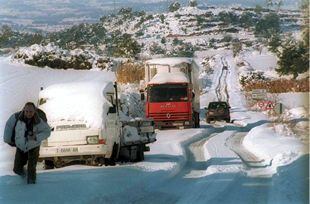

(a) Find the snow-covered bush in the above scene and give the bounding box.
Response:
[239,71,269,86]
[119,84,145,118]
[169,42,195,57]
[149,43,166,55]
[14,43,114,70]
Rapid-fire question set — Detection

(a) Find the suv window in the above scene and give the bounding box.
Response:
[208,102,228,109]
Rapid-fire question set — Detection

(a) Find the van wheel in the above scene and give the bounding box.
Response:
[107,143,119,166]
[44,160,55,169]
[136,144,145,162]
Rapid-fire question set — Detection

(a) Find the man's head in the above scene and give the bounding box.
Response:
[23,102,36,119]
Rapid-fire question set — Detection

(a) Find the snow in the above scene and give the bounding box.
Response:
[146,57,192,67]
[0,46,308,203]
[277,92,309,109]
[149,72,189,84]
[0,56,115,176]
[196,49,308,178]
[243,123,307,175]
[39,82,113,128]
[237,48,280,79]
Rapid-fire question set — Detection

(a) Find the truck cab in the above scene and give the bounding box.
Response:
[141,57,200,129]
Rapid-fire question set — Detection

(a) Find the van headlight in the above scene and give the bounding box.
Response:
[41,139,48,147]
[86,136,99,144]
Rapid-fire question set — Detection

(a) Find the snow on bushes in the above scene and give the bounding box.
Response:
[13,43,114,70]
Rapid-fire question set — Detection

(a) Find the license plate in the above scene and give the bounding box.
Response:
[56,147,78,153]
[140,126,154,133]
[172,122,183,126]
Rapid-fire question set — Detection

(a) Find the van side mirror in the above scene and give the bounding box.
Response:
[108,106,117,114]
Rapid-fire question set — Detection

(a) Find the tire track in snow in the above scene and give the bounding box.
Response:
[215,57,229,102]
[226,132,270,168]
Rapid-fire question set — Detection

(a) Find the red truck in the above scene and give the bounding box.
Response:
[140,57,200,129]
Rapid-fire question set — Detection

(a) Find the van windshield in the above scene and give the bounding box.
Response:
[149,84,188,102]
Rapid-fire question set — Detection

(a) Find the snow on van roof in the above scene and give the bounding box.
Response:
[146,57,192,67]
[148,72,189,84]
[39,81,114,128]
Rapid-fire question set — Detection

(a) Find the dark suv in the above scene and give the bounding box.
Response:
[206,101,230,123]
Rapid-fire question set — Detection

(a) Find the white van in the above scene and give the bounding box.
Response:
[38,81,156,168]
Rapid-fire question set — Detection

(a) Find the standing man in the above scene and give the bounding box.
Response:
[3,102,51,184]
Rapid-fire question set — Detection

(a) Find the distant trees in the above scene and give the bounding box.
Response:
[232,39,243,57]
[239,12,257,28]
[218,11,239,25]
[106,32,141,58]
[196,15,205,26]
[169,1,181,12]
[267,32,281,54]
[118,7,134,19]
[150,43,166,55]
[275,0,309,79]
[159,14,165,23]
[170,41,195,57]
[0,25,43,48]
[276,40,308,79]
[49,23,107,49]
[255,12,280,38]
[189,0,198,7]
[301,0,309,49]
[266,0,283,11]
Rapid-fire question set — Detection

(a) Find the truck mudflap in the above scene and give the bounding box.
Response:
[120,118,156,147]
[120,125,156,147]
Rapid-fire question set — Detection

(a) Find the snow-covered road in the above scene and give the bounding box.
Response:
[0,55,308,203]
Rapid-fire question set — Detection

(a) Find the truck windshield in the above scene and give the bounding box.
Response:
[149,84,188,102]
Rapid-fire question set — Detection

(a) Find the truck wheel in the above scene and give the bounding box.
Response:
[195,112,200,128]
[192,112,200,128]
[44,160,55,169]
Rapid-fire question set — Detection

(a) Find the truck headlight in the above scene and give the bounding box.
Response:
[86,136,99,144]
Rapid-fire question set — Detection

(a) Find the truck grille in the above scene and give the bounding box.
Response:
[149,112,190,121]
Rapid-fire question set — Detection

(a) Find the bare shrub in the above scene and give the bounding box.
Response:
[116,61,145,84]
[243,78,309,93]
